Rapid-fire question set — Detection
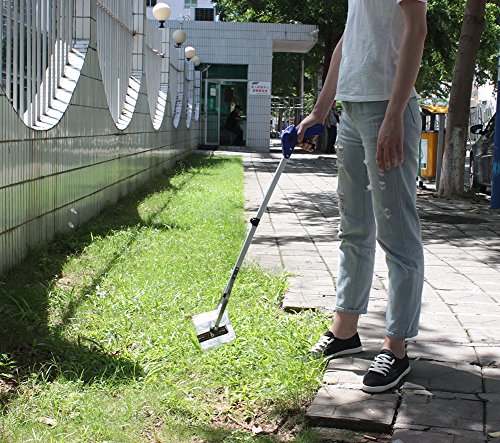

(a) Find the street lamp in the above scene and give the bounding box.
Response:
[152,6,199,62]
[172,28,187,48]
[152,3,171,29]
[185,46,196,60]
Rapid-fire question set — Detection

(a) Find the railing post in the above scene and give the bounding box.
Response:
[132,0,144,78]
[491,40,500,209]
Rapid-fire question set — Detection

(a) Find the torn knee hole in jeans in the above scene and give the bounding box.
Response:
[363,159,374,192]
[364,159,387,192]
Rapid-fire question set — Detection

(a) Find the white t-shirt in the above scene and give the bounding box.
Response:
[335,0,427,102]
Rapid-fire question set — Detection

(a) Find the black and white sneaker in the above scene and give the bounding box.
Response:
[362,349,410,393]
[306,331,363,361]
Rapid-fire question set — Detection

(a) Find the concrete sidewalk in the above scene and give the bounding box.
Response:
[231,149,500,442]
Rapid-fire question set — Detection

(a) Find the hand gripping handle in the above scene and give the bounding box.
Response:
[280,124,325,158]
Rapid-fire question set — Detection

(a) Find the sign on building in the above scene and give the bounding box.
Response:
[249,82,271,96]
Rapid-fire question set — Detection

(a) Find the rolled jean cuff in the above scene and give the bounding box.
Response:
[385,329,419,340]
[335,306,367,315]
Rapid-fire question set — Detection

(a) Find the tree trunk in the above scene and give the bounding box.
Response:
[438,0,486,197]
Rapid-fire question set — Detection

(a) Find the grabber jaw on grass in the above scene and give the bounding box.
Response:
[193,308,236,351]
[193,123,324,351]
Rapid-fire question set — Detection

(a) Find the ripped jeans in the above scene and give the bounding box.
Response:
[335,99,424,339]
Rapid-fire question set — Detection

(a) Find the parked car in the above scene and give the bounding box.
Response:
[469,115,495,193]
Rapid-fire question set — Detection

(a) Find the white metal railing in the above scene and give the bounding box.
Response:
[194,70,200,122]
[0,0,194,131]
[185,58,194,128]
[0,0,89,130]
[171,47,184,129]
[144,18,169,130]
[96,0,137,129]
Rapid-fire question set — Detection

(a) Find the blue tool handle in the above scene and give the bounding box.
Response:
[280,124,325,158]
[304,124,325,138]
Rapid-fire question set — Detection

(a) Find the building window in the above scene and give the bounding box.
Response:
[146,0,157,6]
[195,8,215,21]
[185,0,198,8]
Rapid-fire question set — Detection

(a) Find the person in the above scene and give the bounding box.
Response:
[297,0,427,393]
[326,104,340,154]
[226,105,244,145]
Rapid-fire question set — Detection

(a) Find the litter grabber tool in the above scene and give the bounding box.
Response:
[193,123,324,350]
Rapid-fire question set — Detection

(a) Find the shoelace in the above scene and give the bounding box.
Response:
[310,335,334,353]
[368,353,395,376]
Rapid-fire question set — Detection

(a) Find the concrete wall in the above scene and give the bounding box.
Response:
[0,1,199,276]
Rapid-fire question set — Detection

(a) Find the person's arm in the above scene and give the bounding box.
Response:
[376,0,427,171]
[297,35,344,145]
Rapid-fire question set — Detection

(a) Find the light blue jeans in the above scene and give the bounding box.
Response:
[335,99,424,339]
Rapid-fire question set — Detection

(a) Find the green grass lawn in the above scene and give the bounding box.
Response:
[0,154,330,442]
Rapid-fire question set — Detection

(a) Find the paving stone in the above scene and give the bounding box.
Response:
[253,257,283,270]
[480,394,500,434]
[282,255,325,265]
[289,275,334,285]
[467,327,500,344]
[473,281,500,292]
[368,300,390,312]
[306,386,399,433]
[369,287,388,301]
[407,341,477,365]
[323,356,373,388]
[437,291,497,304]
[391,428,487,442]
[415,325,470,343]
[396,391,484,432]
[295,286,335,296]
[449,303,500,316]
[490,293,500,304]
[483,367,500,394]
[420,299,452,314]
[425,278,481,292]
[403,360,483,394]
[473,345,500,366]
[311,427,389,443]
[358,312,388,337]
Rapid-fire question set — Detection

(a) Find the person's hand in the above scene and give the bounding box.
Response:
[296,112,324,152]
[376,114,404,172]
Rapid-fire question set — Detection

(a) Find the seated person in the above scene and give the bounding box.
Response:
[226,105,244,145]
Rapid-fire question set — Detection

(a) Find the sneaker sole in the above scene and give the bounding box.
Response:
[361,366,411,393]
[323,345,363,362]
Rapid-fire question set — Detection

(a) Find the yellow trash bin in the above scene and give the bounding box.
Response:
[419,105,448,181]
[420,131,438,179]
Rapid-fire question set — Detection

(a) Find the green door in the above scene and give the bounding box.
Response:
[205,81,220,145]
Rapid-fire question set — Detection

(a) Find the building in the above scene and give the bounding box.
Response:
[146,0,216,23]
[147,1,318,151]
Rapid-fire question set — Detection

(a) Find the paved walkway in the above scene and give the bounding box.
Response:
[207,149,500,441]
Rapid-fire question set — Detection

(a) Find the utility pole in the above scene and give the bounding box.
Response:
[491,42,500,209]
